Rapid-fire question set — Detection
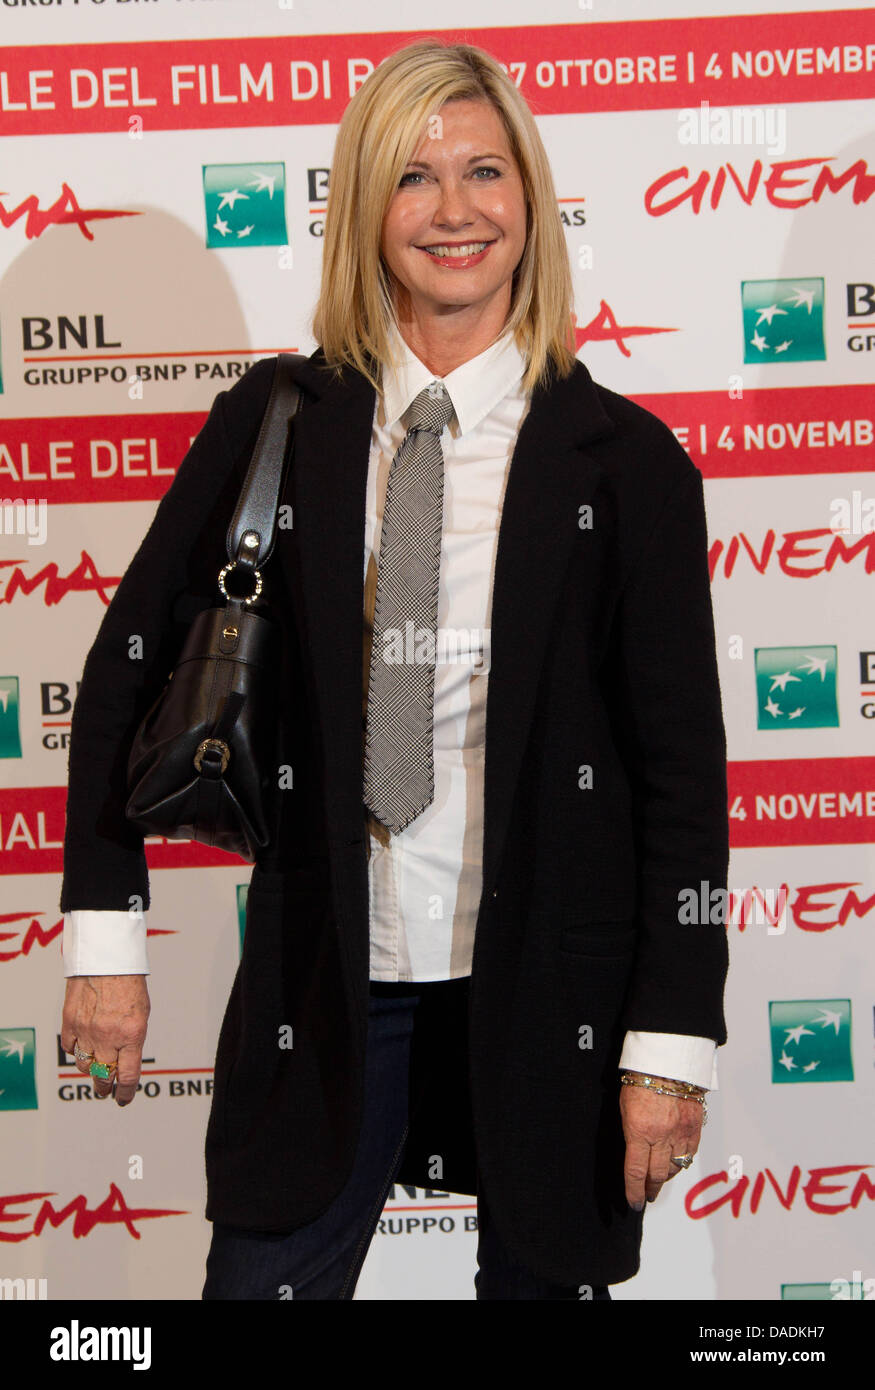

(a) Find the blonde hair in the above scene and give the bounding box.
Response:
[310,39,577,396]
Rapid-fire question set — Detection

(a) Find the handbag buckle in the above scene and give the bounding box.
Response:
[193,737,231,775]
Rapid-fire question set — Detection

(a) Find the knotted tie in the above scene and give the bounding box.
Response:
[363,381,455,834]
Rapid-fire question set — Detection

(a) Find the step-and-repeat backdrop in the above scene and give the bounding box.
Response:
[0,0,873,1301]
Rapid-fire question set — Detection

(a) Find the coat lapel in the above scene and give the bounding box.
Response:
[481,362,615,893]
[276,350,616,896]
[276,352,376,838]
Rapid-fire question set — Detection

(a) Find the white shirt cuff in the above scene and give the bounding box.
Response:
[619,1031,718,1091]
[62,910,150,977]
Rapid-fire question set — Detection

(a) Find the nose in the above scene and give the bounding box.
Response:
[432,176,475,230]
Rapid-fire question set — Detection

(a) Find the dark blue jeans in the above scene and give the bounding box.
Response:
[203,978,611,1300]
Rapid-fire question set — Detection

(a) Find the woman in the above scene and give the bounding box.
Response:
[60,40,729,1300]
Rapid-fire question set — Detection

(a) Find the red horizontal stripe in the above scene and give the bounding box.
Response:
[0,786,252,873]
[728,758,875,847]
[0,12,872,137]
[5,769,875,875]
[22,348,297,362]
[631,383,875,478]
[57,1069,215,1077]
[0,410,207,504]
[382,1203,476,1211]
[2,382,871,508]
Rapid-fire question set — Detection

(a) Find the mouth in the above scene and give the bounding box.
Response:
[417,239,496,265]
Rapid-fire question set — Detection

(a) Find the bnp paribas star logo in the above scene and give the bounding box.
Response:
[741,277,825,363]
[782,1279,871,1300]
[0,1028,38,1110]
[782,1283,835,1301]
[0,676,23,758]
[202,163,288,249]
[754,645,838,730]
[236,883,248,953]
[769,999,853,1083]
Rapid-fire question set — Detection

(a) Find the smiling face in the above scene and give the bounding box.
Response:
[379,97,528,333]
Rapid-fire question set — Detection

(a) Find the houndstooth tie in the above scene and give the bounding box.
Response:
[363,381,455,834]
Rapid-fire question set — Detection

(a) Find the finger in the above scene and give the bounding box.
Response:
[667,1109,704,1178]
[677,1107,705,1150]
[69,985,98,1073]
[113,1043,143,1107]
[72,1034,96,1075]
[61,984,86,1056]
[623,1136,651,1210]
[645,1139,675,1201]
[89,1053,119,1100]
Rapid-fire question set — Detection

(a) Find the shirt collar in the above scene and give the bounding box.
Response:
[381,323,527,437]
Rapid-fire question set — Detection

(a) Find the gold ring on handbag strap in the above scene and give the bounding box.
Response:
[193,738,231,774]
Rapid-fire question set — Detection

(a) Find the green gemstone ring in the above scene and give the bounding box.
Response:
[89,1061,115,1080]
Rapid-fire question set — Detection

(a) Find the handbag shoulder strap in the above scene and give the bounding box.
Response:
[225,351,306,577]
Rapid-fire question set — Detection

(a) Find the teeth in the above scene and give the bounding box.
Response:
[423,242,489,257]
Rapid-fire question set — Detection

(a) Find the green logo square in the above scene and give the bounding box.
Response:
[0,676,22,758]
[0,1028,38,1109]
[781,1283,835,1301]
[741,278,825,363]
[754,646,838,730]
[203,163,288,248]
[782,1279,867,1300]
[236,882,248,953]
[769,999,853,1083]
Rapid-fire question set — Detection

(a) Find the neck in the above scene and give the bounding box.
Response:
[391,288,512,378]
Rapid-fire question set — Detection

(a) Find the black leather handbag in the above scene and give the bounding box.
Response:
[124,353,304,862]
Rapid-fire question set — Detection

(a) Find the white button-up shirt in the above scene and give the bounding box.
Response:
[63,329,719,1090]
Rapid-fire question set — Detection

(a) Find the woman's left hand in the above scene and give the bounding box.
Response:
[620,1072,705,1210]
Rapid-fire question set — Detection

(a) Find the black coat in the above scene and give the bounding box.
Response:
[60,348,729,1287]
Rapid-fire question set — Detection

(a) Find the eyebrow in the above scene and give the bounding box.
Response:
[405,152,510,169]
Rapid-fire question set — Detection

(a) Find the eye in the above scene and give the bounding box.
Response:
[398,166,503,187]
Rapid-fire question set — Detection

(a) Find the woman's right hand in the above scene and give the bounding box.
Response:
[61,975,151,1106]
